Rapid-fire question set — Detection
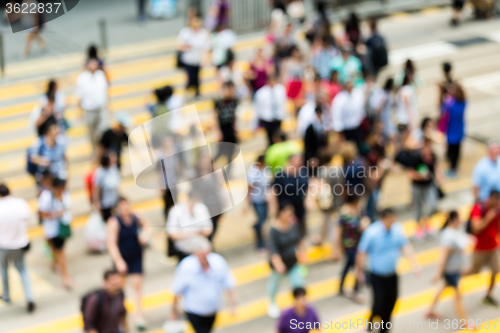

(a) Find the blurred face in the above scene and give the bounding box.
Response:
[116,200,131,216]
[104,274,124,294]
[345,81,354,92]
[292,48,300,59]
[87,59,99,72]
[421,143,433,160]
[195,249,210,267]
[190,17,202,30]
[279,206,295,224]
[330,71,339,83]
[382,213,397,227]
[54,185,65,196]
[223,85,235,98]
[488,144,500,161]
[488,195,500,208]
[46,124,60,139]
[109,152,118,166]
[288,154,303,169]
[295,295,307,309]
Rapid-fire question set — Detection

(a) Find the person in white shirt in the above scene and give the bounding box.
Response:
[297,88,330,139]
[211,25,236,68]
[0,184,35,312]
[396,72,419,134]
[254,74,287,146]
[166,191,214,263]
[331,80,366,152]
[178,15,211,98]
[76,58,109,152]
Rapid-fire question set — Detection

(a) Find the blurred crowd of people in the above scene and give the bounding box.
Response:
[3,1,500,333]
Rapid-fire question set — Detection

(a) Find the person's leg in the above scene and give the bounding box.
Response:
[262,120,274,146]
[50,240,71,288]
[186,312,216,333]
[267,270,282,303]
[193,65,201,97]
[22,32,35,58]
[427,283,446,317]
[367,273,384,331]
[12,249,34,303]
[130,274,145,323]
[412,184,425,239]
[208,214,221,242]
[486,251,499,298]
[0,249,10,302]
[287,264,305,288]
[379,275,398,333]
[339,252,354,294]
[253,203,268,249]
[85,110,99,151]
[33,31,47,50]
[185,65,195,90]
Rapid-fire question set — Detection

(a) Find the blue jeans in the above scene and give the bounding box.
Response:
[366,188,380,223]
[267,264,304,302]
[0,248,34,302]
[339,252,359,293]
[252,202,268,249]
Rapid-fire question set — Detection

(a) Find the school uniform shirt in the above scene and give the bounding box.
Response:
[357,221,408,276]
[171,253,236,316]
[75,69,109,111]
[0,196,31,250]
[472,156,500,202]
[331,89,366,132]
[254,84,287,122]
[38,189,72,239]
[178,27,211,66]
[29,135,68,180]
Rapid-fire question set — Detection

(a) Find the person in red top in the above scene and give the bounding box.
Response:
[466,190,500,307]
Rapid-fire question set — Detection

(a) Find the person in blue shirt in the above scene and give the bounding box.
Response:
[443,84,466,176]
[355,208,421,333]
[472,141,500,202]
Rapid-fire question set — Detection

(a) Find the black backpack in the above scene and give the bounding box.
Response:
[369,35,388,69]
[465,204,486,234]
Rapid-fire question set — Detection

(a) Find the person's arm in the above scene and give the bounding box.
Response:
[473,186,480,203]
[432,247,452,283]
[226,289,237,316]
[106,217,127,274]
[92,176,101,212]
[402,243,421,277]
[119,315,128,333]
[269,229,286,274]
[354,251,366,285]
[471,208,498,235]
[297,239,308,264]
[171,294,182,320]
[407,168,428,181]
[83,293,99,333]
[332,223,342,261]
[35,106,54,128]
[136,214,151,246]
[212,105,223,141]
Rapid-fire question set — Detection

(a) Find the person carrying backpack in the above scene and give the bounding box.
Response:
[365,19,388,78]
[464,190,500,308]
[82,269,127,333]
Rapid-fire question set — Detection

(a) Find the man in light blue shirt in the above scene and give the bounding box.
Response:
[472,142,500,202]
[356,208,420,333]
[171,237,236,333]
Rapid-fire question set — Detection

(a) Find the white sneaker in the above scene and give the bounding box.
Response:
[267,302,281,319]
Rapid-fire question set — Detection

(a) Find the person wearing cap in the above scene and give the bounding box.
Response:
[98,112,132,171]
[472,141,500,202]
[171,237,236,333]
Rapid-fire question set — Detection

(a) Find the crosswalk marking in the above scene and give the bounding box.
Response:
[389,41,458,66]
[463,70,500,96]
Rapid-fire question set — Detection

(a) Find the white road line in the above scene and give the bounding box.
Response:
[389,41,458,65]
[463,71,500,95]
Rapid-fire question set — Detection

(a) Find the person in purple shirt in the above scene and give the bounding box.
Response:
[277,288,321,333]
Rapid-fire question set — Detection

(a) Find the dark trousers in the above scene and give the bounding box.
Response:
[447,142,461,171]
[138,0,146,16]
[184,64,201,96]
[260,119,282,146]
[186,312,217,333]
[368,273,398,333]
[343,126,363,154]
[100,207,113,223]
[252,202,268,249]
[339,252,358,293]
[214,143,236,175]
[208,214,221,242]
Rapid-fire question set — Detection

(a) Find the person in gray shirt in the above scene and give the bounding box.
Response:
[426,210,474,326]
[93,151,121,222]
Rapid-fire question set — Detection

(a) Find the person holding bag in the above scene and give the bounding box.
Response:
[37,178,72,289]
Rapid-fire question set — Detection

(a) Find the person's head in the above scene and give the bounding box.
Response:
[287,154,303,169]
[340,141,358,164]
[46,79,57,100]
[100,151,111,168]
[52,178,66,196]
[284,22,293,34]
[402,71,413,87]
[322,35,331,48]
[420,117,435,132]
[43,120,60,139]
[115,112,132,133]
[0,184,10,198]
[487,190,500,208]
[487,141,500,161]
[450,83,465,102]
[272,129,287,144]
[192,237,212,267]
[189,14,203,30]
[277,203,295,224]
[383,77,394,92]
[267,72,280,87]
[443,62,452,75]
[255,155,266,169]
[340,46,351,60]
[292,287,308,310]
[348,12,359,26]
[290,46,301,59]
[379,208,397,226]
[314,105,323,121]
[420,139,434,161]
[404,59,415,74]
[369,19,378,33]
[115,196,131,216]
[88,45,98,59]
[344,79,354,93]
[255,48,263,59]
[103,269,124,294]
[330,70,339,83]
[345,193,361,207]
[87,58,99,73]
[41,170,53,188]
[154,85,173,104]
[222,81,235,99]
[441,210,460,231]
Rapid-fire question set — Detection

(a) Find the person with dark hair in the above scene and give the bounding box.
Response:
[464,190,500,308]
[303,105,327,168]
[255,73,287,146]
[356,209,421,333]
[28,120,68,182]
[38,178,72,289]
[178,15,211,98]
[98,112,131,170]
[31,79,67,136]
[266,204,306,319]
[426,211,472,323]
[213,81,239,169]
[245,48,275,95]
[396,71,418,142]
[83,269,127,333]
[247,155,271,251]
[309,36,338,80]
[211,24,236,68]
[0,184,35,312]
[438,62,454,106]
[329,47,363,86]
[107,197,151,330]
[370,77,395,143]
[442,84,466,176]
[451,0,466,25]
[365,19,389,78]
[344,12,361,48]
[93,151,121,222]
[277,287,321,333]
[332,195,370,303]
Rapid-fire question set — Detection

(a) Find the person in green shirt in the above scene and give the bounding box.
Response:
[265,130,302,175]
[329,47,363,87]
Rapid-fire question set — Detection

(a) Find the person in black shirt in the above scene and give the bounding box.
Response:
[98,113,131,171]
[213,81,239,173]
